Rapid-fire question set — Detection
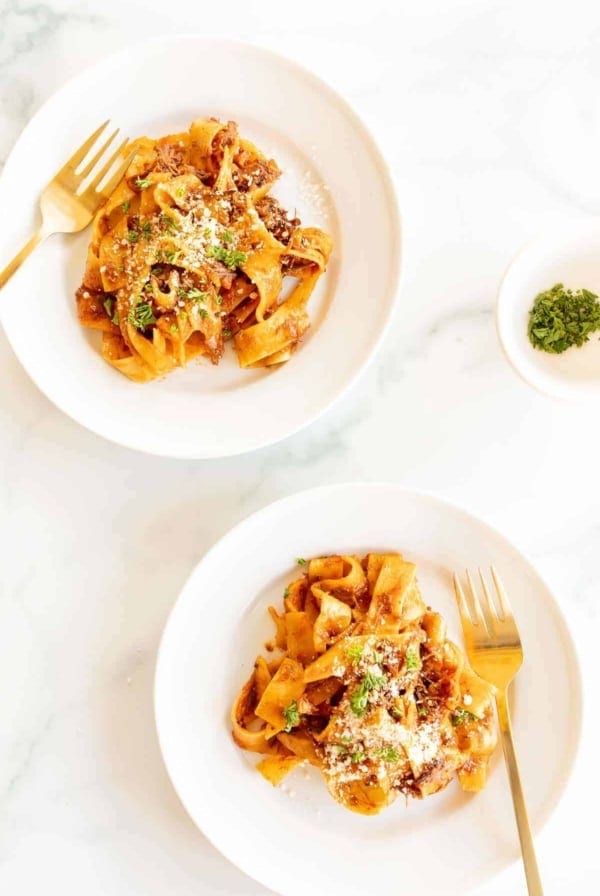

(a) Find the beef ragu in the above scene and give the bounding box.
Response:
[75,117,332,383]
[232,552,497,815]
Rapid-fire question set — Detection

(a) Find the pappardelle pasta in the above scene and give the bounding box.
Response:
[76,118,332,382]
[232,553,497,815]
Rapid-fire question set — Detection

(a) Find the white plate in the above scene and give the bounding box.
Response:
[0,38,399,458]
[155,483,581,896]
[496,219,600,400]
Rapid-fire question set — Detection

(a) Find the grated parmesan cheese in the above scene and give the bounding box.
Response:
[298,169,331,218]
[318,634,447,800]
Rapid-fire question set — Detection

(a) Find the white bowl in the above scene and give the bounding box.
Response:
[496,219,600,400]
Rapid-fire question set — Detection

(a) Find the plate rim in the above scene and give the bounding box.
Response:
[154,480,583,894]
[0,35,402,459]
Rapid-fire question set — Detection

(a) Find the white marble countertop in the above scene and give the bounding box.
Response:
[1,1,598,893]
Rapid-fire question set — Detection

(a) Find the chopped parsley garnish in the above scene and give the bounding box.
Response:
[135,177,152,189]
[283,701,300,732]
[350,688,369,717]
[372,650,384,664]
[127,301,156,330]
[208,245,248,270]
[196,308,208,318]
[405,648,420,671]
[160,213,179,233]
[120,200,130,214]
[164,249,181,264]
[103,297,119,325]
[345,643,364,663]
[296,557,307,566]
[377,746,400,762]
[215,295,223,305]
[528,283,600,353]
[203,227,212,238]
[363,670,386,690]
[170,324,179,334]
[334,736,352,756]
[350,670,386,717]
[350,751,365,763]
[140,220,152,240]
[222,328,232,338]
[176,187,185,198]
[283,587,290,598]
[417,705,428,718]
[126,230,139,244]
[177,287,206,302]
[451,708,479,727]
[390,706,403,720]
[222,229,234,245]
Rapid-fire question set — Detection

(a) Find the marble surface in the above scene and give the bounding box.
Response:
[0,1,598,893]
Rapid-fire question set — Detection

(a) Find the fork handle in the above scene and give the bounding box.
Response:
[496,692,544,895]
[0,229,48,290]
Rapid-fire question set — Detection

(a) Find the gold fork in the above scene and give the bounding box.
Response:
[453,568,543,896]
[0,121,134,290]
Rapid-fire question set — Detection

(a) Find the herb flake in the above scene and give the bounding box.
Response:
[103,297,118,325]
[528,282,600,353]
[177,287,206,302]
[405,648,420,671]
[283,701,300,732]
[377,746,400,762]
[208,244,248,270]
[160,213,179,234]
[451,708,479,727]
[350,670,387,717]
[127,301,156,330]
[345,643,364,663]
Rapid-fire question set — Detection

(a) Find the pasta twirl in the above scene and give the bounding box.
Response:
[231,553,498,815]
[76,118,332,382]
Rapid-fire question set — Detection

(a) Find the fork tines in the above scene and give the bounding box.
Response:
[453,567,520,649]
[55,120,134,200]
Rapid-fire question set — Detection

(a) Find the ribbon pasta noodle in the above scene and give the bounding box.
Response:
[232,553,498,815]
[76,118,332,382]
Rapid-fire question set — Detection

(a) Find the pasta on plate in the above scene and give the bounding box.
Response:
[232,553,498,815]
[76,118,332,382]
